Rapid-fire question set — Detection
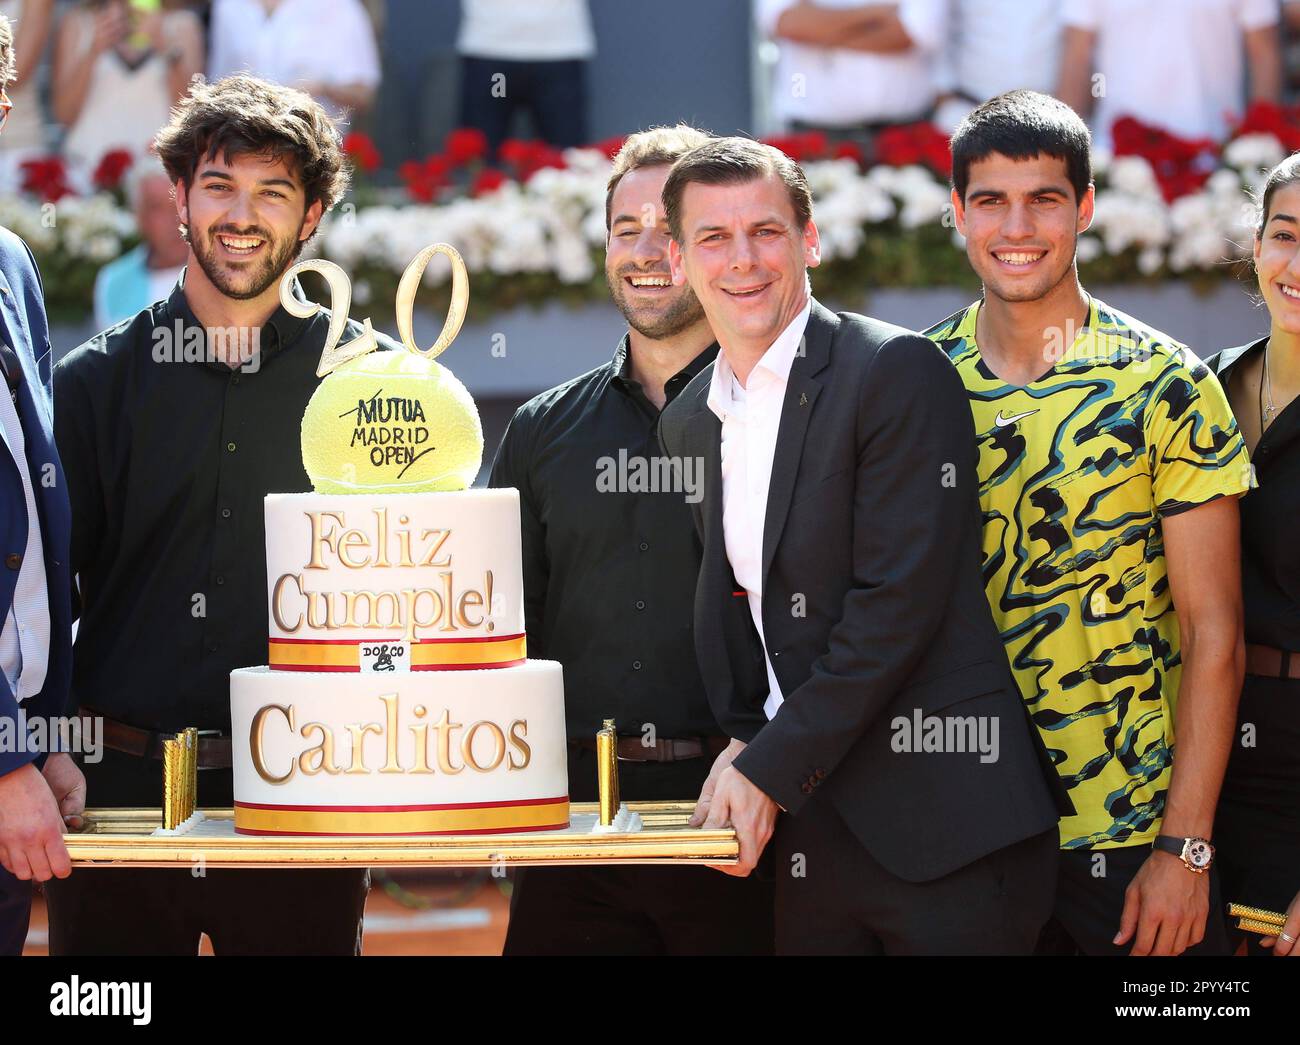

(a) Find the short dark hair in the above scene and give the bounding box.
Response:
[154,75,350,228]
[605,124,713,229]
[1255,153,1300,238]
[662,136,813,243]
[950,90,1092,204]
[0,14,16,89]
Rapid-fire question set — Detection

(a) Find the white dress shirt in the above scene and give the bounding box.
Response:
[0,345,50,705]
[1062,0,1278,147]
[707,300,812,721]
[757,0,946,127]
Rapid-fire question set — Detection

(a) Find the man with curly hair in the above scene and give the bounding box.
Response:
[45,75,394,955]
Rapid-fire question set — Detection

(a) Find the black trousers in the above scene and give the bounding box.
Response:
[459,56,588,156]
[1211,673,1300,955]
[502,744,774,956]
[773,792,1059,955]
[1035,844,1229,956]
[0,866,31,956]
[44,748,369,956]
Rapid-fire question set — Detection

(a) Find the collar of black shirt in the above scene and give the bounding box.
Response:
[1209,335,1267,384]
[610,334,717,408]
[162,265,315,374]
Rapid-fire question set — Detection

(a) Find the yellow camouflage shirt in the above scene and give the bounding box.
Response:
[925,297,1252,849]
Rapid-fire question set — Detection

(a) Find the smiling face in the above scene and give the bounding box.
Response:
[954,151,1093,304]
[1254,181,1300,334]
[175,149,323,301]
[606,164,705,339]
[669,172,820,355]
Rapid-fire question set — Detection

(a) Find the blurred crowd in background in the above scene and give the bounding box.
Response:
[4,1,1300,183]
[4,0,1300,329]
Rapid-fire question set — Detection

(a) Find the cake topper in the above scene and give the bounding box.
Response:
[280,243,484,494]
[280,242,471,377]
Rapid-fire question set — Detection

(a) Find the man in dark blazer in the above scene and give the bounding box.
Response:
[0,13,82,956]
[658,136,1069,954]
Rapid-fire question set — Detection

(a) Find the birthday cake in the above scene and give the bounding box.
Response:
[229,245,569,836]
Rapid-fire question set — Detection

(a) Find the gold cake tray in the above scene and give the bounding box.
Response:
[65,802,738,868]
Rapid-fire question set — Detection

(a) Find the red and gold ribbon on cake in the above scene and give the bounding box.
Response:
[267,633,526,672]
[233,795,570,835]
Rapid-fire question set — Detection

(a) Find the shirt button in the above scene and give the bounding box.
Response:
[4,553,21,569]
[207,641,218,653]
[227,441,237,453]
[632,660,642,671]
[215,575,225,586]
[232,375,241,386]
[638,541,648,552]
[635,600,645,611]
[221,507,232,519]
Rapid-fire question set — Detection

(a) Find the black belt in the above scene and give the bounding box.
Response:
[81,707,232,769]
[572,735,729,763]
[1245,644,1300,681]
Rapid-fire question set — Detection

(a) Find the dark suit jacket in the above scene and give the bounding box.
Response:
[0,226,73,776]
[660,300,1068,882]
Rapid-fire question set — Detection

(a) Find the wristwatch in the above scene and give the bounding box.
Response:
[1153,835,1215,874]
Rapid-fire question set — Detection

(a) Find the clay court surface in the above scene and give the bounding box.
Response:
[22,870,511,956]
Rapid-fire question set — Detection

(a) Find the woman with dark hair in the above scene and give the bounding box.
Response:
[1209,154,1300,956]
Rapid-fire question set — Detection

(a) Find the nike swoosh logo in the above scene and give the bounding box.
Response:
[994,409,1038,427]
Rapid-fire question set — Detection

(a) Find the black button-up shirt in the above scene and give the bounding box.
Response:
[489,336,719,741]
[1211,337,1300,649]
[53,270,397,731]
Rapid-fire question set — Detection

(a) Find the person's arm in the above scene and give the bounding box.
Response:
[11,0,54,87]
[1055,26,1097,117]
[773,2,898,46]
[50,6,126,129]
[301,81,377,116]
[301,0,381,117]
[1287,1,1300,33]
[155,11,204,107]
[1245,25,1283,104]
[488,407,547,657]
[1114,496,1243,956]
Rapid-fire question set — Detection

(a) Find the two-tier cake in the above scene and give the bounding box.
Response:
[229,245,569,835]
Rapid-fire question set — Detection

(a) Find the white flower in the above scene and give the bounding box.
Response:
[1077,235,1103,264]
[1108,156,1162,200]
[1223,133,1285,175]
[1137,247,1164,275]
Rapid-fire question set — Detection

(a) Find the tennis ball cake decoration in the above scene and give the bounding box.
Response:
[282,243,483,493]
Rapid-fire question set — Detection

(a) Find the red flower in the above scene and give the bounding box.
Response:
[1230,100,1300,152]
[1111,115,1217,201]
[19,156,74,202]
[92,148,133,191]
[445,127,488,167]
[497,139,567,182]
[398,154,450,203]
[875,122,951,176]
[762,132,829,163]
[833,141,866,167]
[593,136,626,160]
[343,132,381,174]
[471,168,508,196]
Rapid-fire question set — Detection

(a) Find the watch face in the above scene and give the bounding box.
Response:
[1186,839,1213,868]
